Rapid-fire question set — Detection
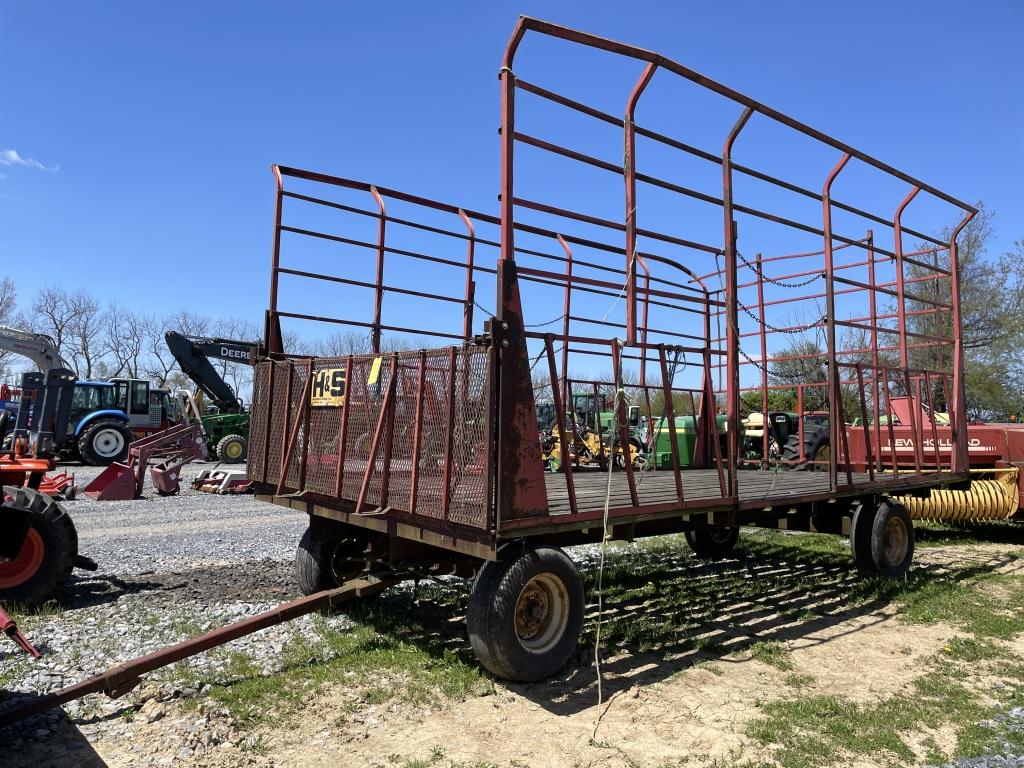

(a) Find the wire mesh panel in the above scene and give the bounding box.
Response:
[251,344,493,531]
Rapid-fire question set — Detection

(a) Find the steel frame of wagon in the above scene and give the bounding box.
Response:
[252,16,977,561]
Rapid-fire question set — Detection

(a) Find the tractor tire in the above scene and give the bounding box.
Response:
[216,434,247,464]
[0,486,77,608]
[77,419,133,466]
[295,520,378,596]
[870,501,914,579]
[466,546,583,682]
[781,425,830,471]
[685,527,740,560]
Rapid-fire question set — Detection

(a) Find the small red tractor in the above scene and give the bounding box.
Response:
[0,369,96,618]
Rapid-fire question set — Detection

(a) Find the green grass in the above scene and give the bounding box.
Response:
[748,659,989,767]
[747,640,794,671]
[194,608,491,727]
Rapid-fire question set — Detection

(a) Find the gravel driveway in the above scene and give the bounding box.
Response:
[0,462,350,766]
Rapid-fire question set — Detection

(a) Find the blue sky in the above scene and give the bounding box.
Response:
[2,0,1021,381]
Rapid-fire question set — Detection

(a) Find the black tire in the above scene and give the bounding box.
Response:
[216,434,247,464]
[295,520,377,596]
[0,486,77,609]
[781,425,830,471]
[1,431,11,452]
[466,546,584,682]
[77,419,133,466]
[870,501,914,578]
[685,527,740,560]
[850,502,879,577]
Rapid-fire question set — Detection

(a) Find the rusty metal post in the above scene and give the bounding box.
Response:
[544,334,577,514]
[755,253,769,464]
[441,347,458,520]
[370,186,387,354]
[855,364,875,480]
[948,211,975,473]
[408,351,427,512]
[266,166,285,354]
[459,209,476,340]
[657,345,685,502]
[821,152,851,491]
[721,106,753,497]
[558,234,573,411]
[623,62,657,346]
[867,230,883,472]
[893,187,920,370]
[356,356,399,511]
[611,340,639,506]
[333,355,354,498]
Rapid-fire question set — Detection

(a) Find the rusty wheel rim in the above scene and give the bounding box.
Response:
[883,516,909,567]
[514,572,569,654]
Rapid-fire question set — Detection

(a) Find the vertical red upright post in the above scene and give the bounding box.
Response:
[333,355,354,498]
[441,347,458,520]
[721,107,753,498]
[866,230,882,472]
[459,210,477,340]
[755,253,769,464]
[369,186,387,354]
[408,350,427,512]
[623,62,657,346]
[544,335,577,515]
[821,153,851,491]
[948,212,975,473]
[657,345,685,502]
[558,234,573,411]
[266,166,285,355]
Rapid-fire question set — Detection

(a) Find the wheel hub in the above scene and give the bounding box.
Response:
[514,572,569,654]
[0,529,45,589]
[515,585,549,639]
[883,517,909,566]
[94,428,125,458]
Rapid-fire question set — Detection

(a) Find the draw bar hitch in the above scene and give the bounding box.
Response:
[0,573,400,727]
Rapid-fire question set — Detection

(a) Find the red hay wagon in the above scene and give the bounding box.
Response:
[247,18,977,681]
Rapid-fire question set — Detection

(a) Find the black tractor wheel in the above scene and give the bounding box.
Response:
[466,545,584,682]
[870,501,914,578]
[685,527,740,560]
[77,419,134,466]
[781,425,830,471]
[216,434,247,464]
[295,518,382,596]
[0,486,78,608]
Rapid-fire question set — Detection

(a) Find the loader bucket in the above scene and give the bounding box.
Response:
[149,461,183,497]
[83,463,138,501]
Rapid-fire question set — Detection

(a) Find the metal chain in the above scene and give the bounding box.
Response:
[738,300,824,336]
[737,250,823,289]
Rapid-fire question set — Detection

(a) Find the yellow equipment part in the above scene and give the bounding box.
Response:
[894,468,1020,522]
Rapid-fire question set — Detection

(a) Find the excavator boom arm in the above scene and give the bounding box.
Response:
[164,331,259,413]
[0,325,75,374]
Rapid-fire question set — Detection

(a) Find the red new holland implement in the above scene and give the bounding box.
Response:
[0,18,981,725]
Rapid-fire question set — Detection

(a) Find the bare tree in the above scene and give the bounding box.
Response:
[104,304,146,378]
[67,290,105,378]
[31,285,77,366]
[0,277,19,375]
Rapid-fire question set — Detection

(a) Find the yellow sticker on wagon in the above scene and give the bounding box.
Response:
[367,356,383,386]
[310,367,347,407]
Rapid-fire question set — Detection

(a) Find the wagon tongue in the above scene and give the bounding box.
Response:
[0,607,40,658]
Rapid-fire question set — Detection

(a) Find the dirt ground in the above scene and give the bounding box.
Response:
[7,521,1024,768]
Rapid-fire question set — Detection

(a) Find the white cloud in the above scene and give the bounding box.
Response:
[0,148,58,173]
